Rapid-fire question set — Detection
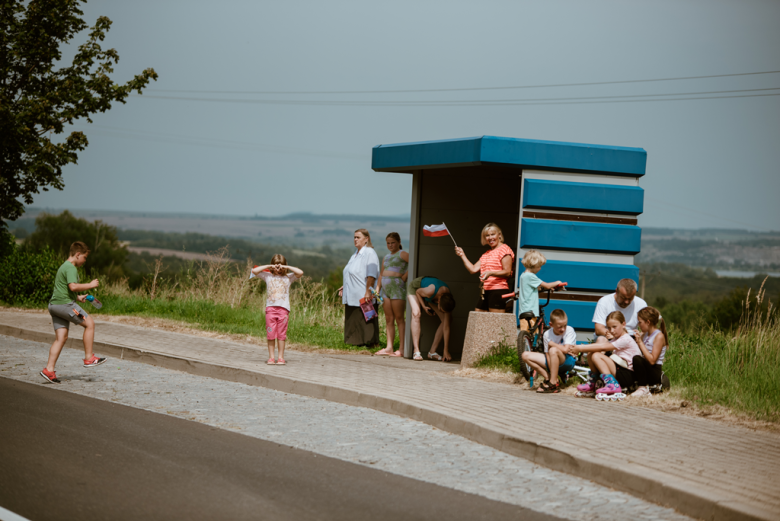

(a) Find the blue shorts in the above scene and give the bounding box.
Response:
[545,353,576,375]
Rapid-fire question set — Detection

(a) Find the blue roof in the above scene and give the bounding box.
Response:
[372,136,647,177]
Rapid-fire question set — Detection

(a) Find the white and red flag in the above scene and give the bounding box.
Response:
[422,223,458,246]
[423,224,450,237]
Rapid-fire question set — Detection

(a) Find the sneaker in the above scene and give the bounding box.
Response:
[597,383,622,395]
[577,381,596,393]
[40,369,61,383]
[83,355,107,368]
[631,386,651,397]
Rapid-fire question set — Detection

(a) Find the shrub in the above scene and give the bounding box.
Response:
[0,242,61,306]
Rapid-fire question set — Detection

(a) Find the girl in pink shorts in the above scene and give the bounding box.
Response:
[251,254,304,365]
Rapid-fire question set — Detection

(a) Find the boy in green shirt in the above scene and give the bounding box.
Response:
[41,241,106,383]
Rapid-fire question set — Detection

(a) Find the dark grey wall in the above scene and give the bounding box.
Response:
[414,167,521,359]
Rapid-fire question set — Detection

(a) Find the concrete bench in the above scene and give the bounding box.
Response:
[460,311,517,368]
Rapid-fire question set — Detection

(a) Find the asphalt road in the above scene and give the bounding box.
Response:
[0,378,563,521]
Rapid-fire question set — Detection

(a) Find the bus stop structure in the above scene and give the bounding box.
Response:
[372,135,647,359]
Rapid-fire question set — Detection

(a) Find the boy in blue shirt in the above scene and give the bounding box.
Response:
[518,250,562,331]
[41,241,106,383]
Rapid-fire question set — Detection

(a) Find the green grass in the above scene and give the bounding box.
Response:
[472,342,522,373]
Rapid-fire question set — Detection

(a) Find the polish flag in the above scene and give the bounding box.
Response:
[423,224,450,237]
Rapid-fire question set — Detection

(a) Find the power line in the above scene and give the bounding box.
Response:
[132,87,780,107]
[74,124,367,160]
[146,70,780,95]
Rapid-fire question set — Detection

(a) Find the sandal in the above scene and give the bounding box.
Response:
[266,358,276,365]
[428,352,443,361]
[374,348,393,356]
[276,358,287,365]
[538,381,561,393]
[413,352,423,361]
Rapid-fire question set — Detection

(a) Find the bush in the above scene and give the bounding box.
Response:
[23,210,128,278]
[0,241,61,306]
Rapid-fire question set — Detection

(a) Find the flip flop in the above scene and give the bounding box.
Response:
[266,358,276,365]
[276,358,287,365]
[428,352,443,361]
[374,349,393,356]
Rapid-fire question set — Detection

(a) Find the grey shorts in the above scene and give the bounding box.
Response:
[48,302,89,331]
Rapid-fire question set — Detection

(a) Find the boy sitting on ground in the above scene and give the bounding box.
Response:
[518,249,563,331]
[40,241,106,383]
[521,309,577,393]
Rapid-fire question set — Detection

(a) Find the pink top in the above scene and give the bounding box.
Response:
[610,333,642,371]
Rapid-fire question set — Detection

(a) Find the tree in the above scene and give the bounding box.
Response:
[23,210,128,277]
[0,0,157,227]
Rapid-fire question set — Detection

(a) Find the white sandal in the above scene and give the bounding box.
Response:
[428,352,442,361]
[413,352,423,361]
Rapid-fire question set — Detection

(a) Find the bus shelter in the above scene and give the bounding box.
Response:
[371,136,647,359]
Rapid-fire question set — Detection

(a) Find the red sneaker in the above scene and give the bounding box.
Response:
[40,369,61,383]
[83,355,107,368]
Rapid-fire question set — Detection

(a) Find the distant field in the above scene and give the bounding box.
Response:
[14,208,411,249]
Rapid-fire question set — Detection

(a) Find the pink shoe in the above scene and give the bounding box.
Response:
[266,358,276,365]
[597,383,622,395]
[577,381,596,393]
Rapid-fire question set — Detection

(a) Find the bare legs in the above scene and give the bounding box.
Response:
[588,351,616,376]
[407,294,422,356]
[267,339,286,361]
[46,316,95,372]
[428,306,452,361]
[377,298,406,356]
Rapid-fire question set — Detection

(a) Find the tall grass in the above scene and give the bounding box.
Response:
[665,281,779,421]
[86,249,390,352]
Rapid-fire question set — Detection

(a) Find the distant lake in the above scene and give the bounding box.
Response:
[715,270,780,278]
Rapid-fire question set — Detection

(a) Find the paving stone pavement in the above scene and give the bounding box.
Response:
[1,310,779,521]
[0,335,691,521]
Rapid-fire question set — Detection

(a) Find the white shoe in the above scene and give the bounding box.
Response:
[631,386,650,397]
[413,352,423,361]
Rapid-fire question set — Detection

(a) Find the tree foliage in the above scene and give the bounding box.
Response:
[23,210,128,277]
[0,0,157,226]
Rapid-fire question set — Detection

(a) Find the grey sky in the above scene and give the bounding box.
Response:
[29,0,780,231]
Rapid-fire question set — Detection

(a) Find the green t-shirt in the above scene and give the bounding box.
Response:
[50,261,79,305]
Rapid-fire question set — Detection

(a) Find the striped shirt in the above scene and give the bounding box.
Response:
[479,243,514,290]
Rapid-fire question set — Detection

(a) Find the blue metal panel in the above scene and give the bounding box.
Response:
[537,260,639,293]
[372,136,647,176]
[523,179,644,215]
[533,301,598,331]
[520,218,641,254]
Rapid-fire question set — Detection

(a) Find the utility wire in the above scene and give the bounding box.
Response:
[147,70,780,95]
[132,88,780,107]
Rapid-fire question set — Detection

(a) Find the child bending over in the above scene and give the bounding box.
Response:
[570,311,641,397]
[251,254,303,365]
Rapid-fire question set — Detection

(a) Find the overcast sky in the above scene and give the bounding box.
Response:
[28,0,780,231]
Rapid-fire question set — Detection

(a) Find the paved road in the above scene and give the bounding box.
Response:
[0,378,560,521]
[0,335,691,521]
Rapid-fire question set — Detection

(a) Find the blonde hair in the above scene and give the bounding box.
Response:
[354,229,373,248]
[549,309,567,324]
[521,249,546,270]
[270,253,288,275]
[480,223,504,246]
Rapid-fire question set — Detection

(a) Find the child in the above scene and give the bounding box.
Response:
[521,309,577,393]
[406,276,456,361]
[518,250,563,331]
[631,306,669,397]
[41,241,106,383]
[571,310,641,397]
[251,254,303,365]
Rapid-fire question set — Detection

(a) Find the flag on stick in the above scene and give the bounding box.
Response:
[423,223,458,247]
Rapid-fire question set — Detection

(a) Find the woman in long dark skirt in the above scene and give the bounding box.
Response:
[338,229,380,346]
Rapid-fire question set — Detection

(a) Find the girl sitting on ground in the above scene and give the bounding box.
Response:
[251,254,304,366]
[631,306,669,397]
[570,311,641,397]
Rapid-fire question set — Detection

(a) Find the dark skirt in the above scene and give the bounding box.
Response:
[344,305,379,346]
